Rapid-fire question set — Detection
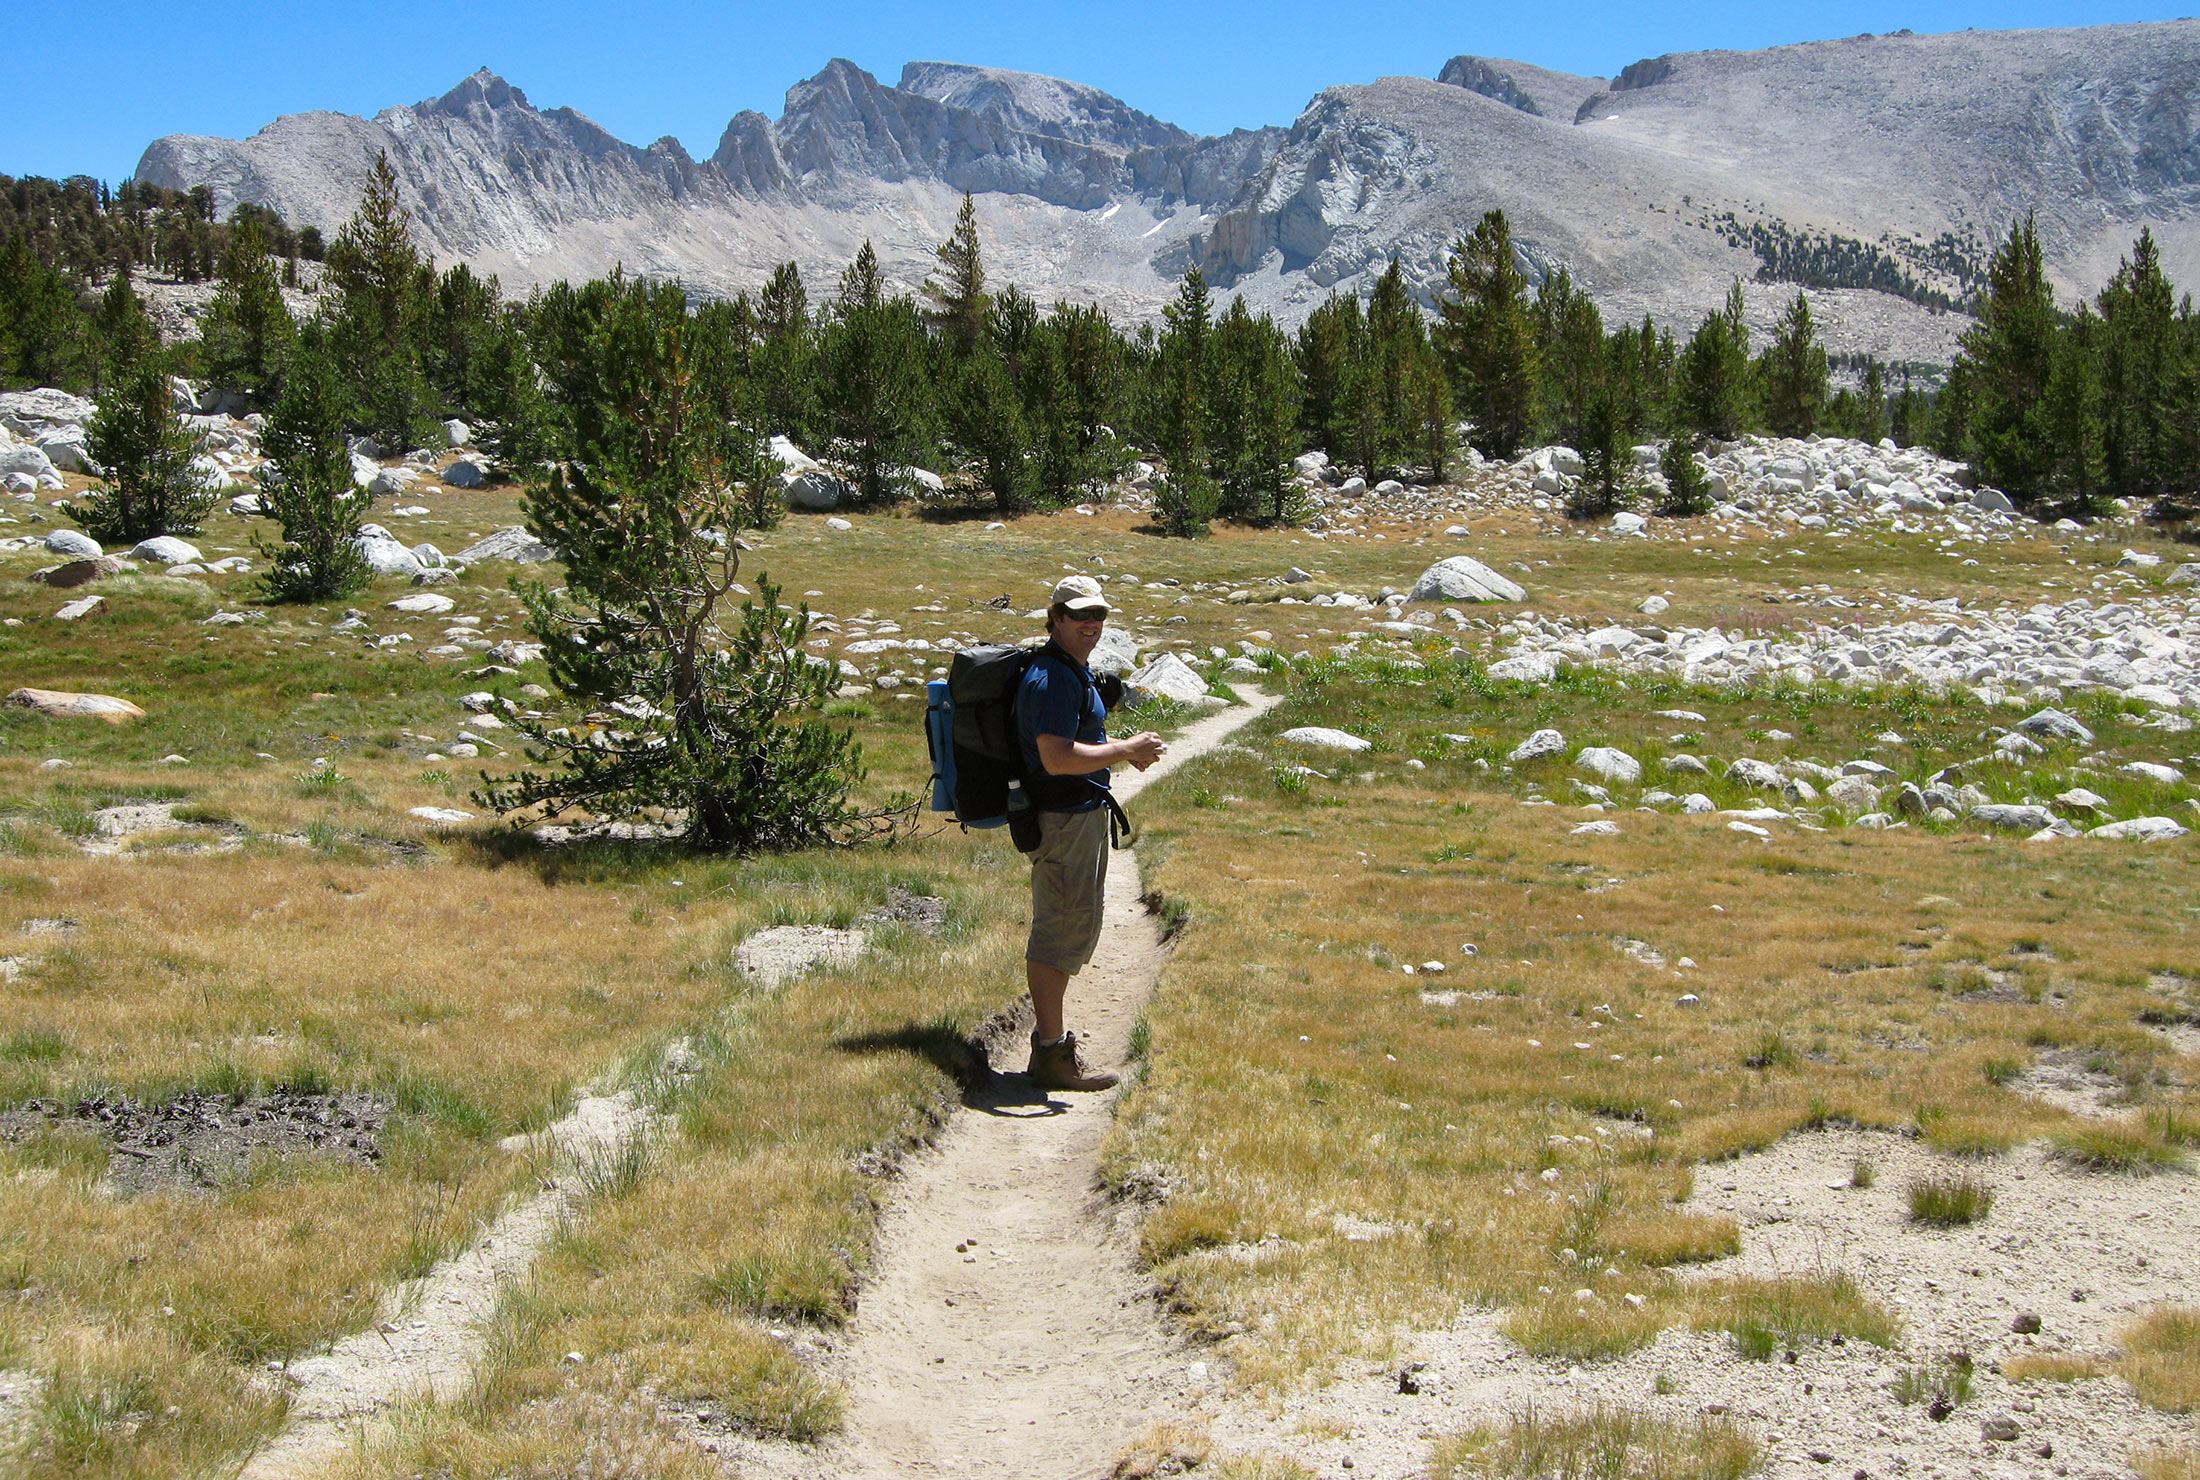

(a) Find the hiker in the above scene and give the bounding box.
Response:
[1018,575,1165,1092]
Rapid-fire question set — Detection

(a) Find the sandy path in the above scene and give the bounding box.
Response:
[758,686,1280,1480]
[238,1092,655,1480]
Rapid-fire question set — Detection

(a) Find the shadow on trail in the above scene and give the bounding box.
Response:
[834,1021,994,1090]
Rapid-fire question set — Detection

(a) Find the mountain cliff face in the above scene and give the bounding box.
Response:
[132,21,2200,362]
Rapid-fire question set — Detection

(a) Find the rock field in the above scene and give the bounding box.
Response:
[7,380,2196,853]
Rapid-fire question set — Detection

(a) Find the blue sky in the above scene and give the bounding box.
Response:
[6,0,2190,184]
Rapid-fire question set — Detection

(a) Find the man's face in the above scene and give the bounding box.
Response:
[1050,606,1108,661]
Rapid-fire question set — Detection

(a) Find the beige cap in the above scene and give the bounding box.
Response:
[1050,574,1111,612]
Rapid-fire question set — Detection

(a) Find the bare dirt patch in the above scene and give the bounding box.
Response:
[1203,1129,2200,1478]
[0,1089,389,1194]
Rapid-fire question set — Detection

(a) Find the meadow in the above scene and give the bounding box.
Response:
[0,466,2194,1477]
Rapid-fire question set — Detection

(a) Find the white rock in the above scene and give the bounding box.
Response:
[44,528,101,558]
[1125,652,1210,705]
[130,536,202,565]
[1571,820,1621,836]
[454,527,557,563]
[1407,556,1525,604]
[2055,788,2110,813]
[2121,760,2185,785]
[1726,758,1786,789]
[825,516,852,531]
[388,593,456,615]
[1971,803,2057,832]
[442,459,487,488]
[1826,775,1884,811]
[2017,708,2093,743]
[1281,726,1373,752]
[1728,821,1770,837]
[53,596,105,621]
[1637,595,1669,615]
[442,418,471,447]
[1681,794,1716,814]
[408,807,475,825]
[356,537,424,576]
[786,470,851,511]
[1575,747,1642,784]
[1487,652,1558,683]
[768,435,819,475]
[1509,729,1566,763]
[1610,512,1648,536]
[2088,816,2189,841]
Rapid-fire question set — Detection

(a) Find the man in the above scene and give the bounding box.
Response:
[1018,574,1166,1092]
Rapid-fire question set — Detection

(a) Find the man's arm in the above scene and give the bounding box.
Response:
[1036,730,1167,775]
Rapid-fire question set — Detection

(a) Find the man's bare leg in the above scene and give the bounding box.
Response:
[1027,958,1070,1043]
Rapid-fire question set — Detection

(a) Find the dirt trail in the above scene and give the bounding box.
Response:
[239,1092,655,1480]
[764,686,1282,1480]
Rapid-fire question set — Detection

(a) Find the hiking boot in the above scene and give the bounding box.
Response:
[1026,1030,1119,1092]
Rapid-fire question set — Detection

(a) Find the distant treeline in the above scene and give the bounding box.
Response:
[11,154,2194,528]
[1707,212,1982,314]
[0,173,324,390]
[1927,218,2200,520]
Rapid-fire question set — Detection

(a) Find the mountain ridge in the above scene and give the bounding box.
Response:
[131,22,2200,361]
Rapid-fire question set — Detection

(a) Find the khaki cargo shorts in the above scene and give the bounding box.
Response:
[1026,806,1110,975]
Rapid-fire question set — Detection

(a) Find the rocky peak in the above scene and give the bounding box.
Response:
[1611,55,1679,92]
[424,68,528,118]
[896,61,1191,153]
[1435,57,1543,115]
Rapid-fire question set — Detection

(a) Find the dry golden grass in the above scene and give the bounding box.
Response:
[1209,1456,1318,1480]
[334,838,1027,1471]
[2138,1444,2200,1480]
[2003,1352,2103,1383]
[1428,1404,1760,1480]
[1107,650,2200,1386]
[2122,1306,2200,1414]
[1113,1420,1214,1478]
[0,479,2189,1469]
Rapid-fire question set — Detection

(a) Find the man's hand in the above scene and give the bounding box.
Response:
[1120,731,1166,771]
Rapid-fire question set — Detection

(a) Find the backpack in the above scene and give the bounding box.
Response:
[925,644,1135,845]
[926,644,1034,829]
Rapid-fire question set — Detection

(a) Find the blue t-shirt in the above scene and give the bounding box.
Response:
[1017,648,1108,813]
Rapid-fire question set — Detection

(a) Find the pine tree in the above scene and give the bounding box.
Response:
[479,274,866,852]
[755,261,820,447]
[1293,294,1352,457]
[255,322,372,600]
[2095,228,2179,500]
[473,306,554,479]
[1656,433,1714,516]
[91,265,155,396]
[949,337,1030,514]
[201,217,295,401]
[1857,361,1888,444]
[0,234,93,391]
[1435,209,1539,459]
[68,334,210,543]
[1678,281,1754,440]
[819,241,932,505]
[1205,297,1301,523]
[419,262,503,418]
[1365,258,1424,476]
[1568,336,1636,520]
[1153,267,1218,535]
[2037,306,2106,518]
[923,193,991,356]
[327,151,431,450]
[1758,291,1829,437]
[1955,216,2059,509]
[1410,349,1454,484]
